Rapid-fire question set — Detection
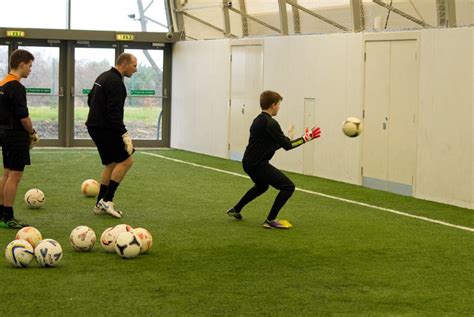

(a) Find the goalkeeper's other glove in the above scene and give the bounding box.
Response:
[122,132,135,155]
[29,130,40,148]
[303,126,321,142]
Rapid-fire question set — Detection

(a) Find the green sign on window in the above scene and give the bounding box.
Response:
[26,88,51,94]
[130,89,155,96]
[82,89,91,94]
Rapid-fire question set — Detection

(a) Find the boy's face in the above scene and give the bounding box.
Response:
[270,101,281,116]
[19,61,33,78]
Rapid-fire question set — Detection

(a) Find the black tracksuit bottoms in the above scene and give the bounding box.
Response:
[234,163,295,220]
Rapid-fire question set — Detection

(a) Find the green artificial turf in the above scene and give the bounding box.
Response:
[0,149,472,316]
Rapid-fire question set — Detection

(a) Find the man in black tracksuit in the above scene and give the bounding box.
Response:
[227,90,321,229]
[86,53,137,219]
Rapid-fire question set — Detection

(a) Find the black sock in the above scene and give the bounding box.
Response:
[97,184,108,204]
[103,180,120,202]
[0,205,3,220]
[3,206,13,221]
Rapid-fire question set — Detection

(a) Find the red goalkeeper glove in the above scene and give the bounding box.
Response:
[303,126,321,142]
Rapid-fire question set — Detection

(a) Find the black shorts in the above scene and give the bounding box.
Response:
[88,127,129,165]
[0,130,30,172]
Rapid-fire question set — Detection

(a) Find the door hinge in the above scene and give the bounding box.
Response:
[362,110,365,119]
[364,52,366,62]
[361,166,364,175]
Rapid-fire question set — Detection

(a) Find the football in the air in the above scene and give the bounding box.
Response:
[342,117,362,137]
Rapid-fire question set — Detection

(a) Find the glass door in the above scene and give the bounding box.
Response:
[0,45,8,76]
[73,47,116,140]
[1,33,171,148]
[18,44,61,142]
[124,47,164,141]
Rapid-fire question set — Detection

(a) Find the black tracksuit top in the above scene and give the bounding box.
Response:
[242,112,304,169]
[0,76,29,131]
[85,67,127,135]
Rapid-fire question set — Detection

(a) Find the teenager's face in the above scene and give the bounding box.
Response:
[271,101,281,116]
[20,61,33,78]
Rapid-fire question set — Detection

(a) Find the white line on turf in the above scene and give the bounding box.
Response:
[141,152,474,233]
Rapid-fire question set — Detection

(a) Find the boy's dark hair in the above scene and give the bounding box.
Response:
[260,90,283,110]
[10,49,35,70]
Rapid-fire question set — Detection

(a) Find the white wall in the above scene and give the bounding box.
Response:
[171,40,230,158]
[172,33,364,184]
[171,27,474,209]
[416,27,473,209]
[263,34,363,184]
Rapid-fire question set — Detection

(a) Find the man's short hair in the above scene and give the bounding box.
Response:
[260,90,283,110]
[116,53,134,66]
[10,49,35,70]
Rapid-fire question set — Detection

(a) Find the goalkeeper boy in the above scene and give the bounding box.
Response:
[227,90,321,229]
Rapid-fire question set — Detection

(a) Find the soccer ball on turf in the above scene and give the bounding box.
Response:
[132,228,153,253]
[100,227,116,253]
[34,239,63,267]
[5,239,34,267]
[113,224,133,235]
[16,226,43,248]
[342,117,363,138]
[70,226,96,251]
[115,232,141,259]
[24,188,45,208]
[81,179,99,197]
[100,224,133,253]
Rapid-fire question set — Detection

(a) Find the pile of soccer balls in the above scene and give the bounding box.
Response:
[70,224,153,259]
[5,226,63,267]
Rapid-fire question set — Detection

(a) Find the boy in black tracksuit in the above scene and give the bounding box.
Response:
[227,90,321,229]
[0,49,39,229]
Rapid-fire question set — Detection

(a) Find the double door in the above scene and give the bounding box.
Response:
[0,39,170,147]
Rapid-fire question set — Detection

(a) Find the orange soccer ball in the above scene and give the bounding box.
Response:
[81,179,100,197]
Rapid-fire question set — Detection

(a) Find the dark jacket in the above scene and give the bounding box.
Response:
[0,74,29,132]
[242,112,304,169]
[86,67,127,134]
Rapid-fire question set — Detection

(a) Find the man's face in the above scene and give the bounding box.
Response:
[123,57,138,78]
[19,61,33,78]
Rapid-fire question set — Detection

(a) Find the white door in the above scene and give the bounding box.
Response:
[387,40,418,187]
[303,98,316,175]
[229,45,263,161]
[362,41,391,182]
[362,40,418,196]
